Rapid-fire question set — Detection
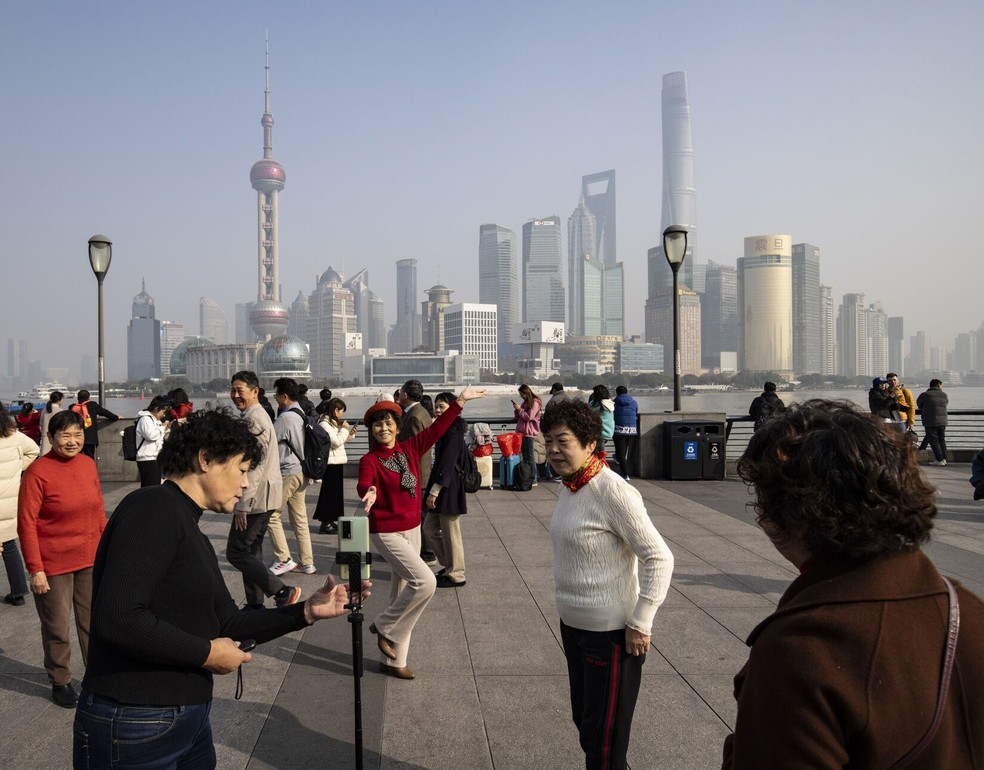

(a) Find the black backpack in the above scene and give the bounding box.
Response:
[514,459,534,491]
[458,452,482,494]
[121,418,146,462]
[284,407,332,480]
[754,395,786,430]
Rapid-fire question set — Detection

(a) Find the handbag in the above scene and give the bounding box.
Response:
[887,577,960,769]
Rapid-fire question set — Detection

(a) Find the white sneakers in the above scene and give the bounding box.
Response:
[297,563,317,575]
[930,459,948,466]
[269,558,298,576]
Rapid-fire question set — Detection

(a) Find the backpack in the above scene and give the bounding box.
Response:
[71,402,93,429]
[458,452,482,494]
[754,395,786,430]
[121,417,149,462]
[514,459,534,491]
[283,406,332,480]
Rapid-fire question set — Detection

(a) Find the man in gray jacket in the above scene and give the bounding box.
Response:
[916,379,949,466]
[268,378,315,577]
[225,371,302,608]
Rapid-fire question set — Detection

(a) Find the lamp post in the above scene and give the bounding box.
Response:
[663,225,688,412]
[88,235,113,407]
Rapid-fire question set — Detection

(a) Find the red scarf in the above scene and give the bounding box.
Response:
[562,452,607,493]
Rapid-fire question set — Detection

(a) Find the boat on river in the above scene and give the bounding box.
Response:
[17,382,68,402]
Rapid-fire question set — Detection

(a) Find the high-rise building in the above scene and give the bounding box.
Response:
[648,71,697,298]
[700,261,737,370]
[522,217,564,324]
[820,285,835,375]
[908,331,929,375]
[568,197,623,337]
[479,224,520,366]
[738,235,793,376]
[836,293,867,378]
[235,302,256,344]
[287,291,309,338]
[443,303,497,374]
[953,331,976,373]
[390,259,420,354]
[306,268,356,379]
[343,268,386,352]
[127,280,161,381]
[581,170,616,265]
[199,298,229,345]
[865,303,889,377]
[248,37,290,341]
[888,316,905,376]
[421,284,453,352]
[645,286,701,375]
[792,243,821,375]
[160,321,185,378]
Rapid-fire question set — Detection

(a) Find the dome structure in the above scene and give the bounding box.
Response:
[249,299,290,340]
[169,336,214,376]
[259,333,311,379]
[250,158,286,193]
[318,267,343,285]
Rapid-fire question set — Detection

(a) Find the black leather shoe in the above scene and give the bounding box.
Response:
[3,594,25,606]
[319,522,338,535]
[436,575,466,588]
[378,661,415,680]
[52,683,78,708]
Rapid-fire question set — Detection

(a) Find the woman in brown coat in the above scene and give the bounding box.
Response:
[724,400,984,769]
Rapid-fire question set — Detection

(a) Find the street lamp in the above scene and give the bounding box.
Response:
[88,235,112,407]
[663,225,688,411]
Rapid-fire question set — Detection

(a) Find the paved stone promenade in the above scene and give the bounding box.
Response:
[1,466,981,769]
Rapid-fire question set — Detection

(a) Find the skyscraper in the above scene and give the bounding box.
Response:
[248,37,289,341]
[343,268,386,352]
[568,196,623,337]
[581,170,616,265]
[479,224,519,366]
[887,316,905,376]
[127,279,161,381]
[390,259,420,353]
[738,235,793,376]
[421,284,453,352]
[865,303,889,377]
[648,71,697,298]
[646,286,701,375]
[522,217,564,324]
[820,285,835,375]
[306,268,356,378]
[700,261,738,369]
[792,243,821,375]
[160,321,185,378]
[199,298,229,345]
[837,293,867,378]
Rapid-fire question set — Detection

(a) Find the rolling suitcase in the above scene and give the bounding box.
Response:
[498,455,520,489]
[475,454,493,490]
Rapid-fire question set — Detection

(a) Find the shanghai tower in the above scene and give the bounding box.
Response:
[648,71,696,297]
[248,36,290,341]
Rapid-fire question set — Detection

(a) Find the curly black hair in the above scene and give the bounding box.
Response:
[541,398,602,450]
[737,399,936,559]
[158,408,261,477]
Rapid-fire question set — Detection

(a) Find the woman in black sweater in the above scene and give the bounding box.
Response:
[74,409,360,769]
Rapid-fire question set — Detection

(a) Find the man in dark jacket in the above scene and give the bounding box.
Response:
[916,379,949,466]
[748,383,785,431]
[398,379,436,563]
[70,390,119,459]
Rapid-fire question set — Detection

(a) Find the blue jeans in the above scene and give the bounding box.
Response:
[73,690,215,769]
[2,538,29,597]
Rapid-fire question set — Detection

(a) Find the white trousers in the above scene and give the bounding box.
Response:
[370,526,437,668]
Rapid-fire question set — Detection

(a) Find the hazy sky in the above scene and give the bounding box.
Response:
[4,0,982,381]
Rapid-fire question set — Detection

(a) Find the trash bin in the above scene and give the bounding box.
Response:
[663,421,727,480]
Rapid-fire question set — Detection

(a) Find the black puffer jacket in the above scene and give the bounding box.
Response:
[916,387,948,427]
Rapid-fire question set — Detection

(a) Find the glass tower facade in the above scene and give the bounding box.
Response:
[522,217,565,324]
[792,243,821,375]
[479,224,520,365]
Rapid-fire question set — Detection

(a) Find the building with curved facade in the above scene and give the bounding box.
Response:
[738,235,793,377]
[258,333,311,381]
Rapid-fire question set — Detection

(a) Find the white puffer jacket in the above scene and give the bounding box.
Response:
[0,431,40,541]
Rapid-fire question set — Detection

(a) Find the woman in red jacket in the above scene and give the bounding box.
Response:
[16,403,42,444]
[18,409,106,708]
[358,385,484,679]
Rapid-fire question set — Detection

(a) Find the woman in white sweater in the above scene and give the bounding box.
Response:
[0,401,40,605]
[314,398,357,535]
[543,399,674,770]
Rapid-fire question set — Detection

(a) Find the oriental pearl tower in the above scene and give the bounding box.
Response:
[249,36,290,341]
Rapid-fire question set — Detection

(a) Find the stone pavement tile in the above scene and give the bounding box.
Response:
[0,674,74,767]
[653,607,750,675]
[682,673,740,729]
[628,673,732,770]
[378,675,493,770]
[701,607,770,642]
[455,534,513,569]
[671,568,777,609]
[408,595,473,676]
[711,561,796,604]
[476,674,584,770]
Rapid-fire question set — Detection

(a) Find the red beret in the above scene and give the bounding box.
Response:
[363,400,403,424]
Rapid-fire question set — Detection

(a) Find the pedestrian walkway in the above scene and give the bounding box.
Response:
[1,466,981,769]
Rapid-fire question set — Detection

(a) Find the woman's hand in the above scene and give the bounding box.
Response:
[458,384,487,404]
[625,627,651,657]
[234,511,248,531]
[204,637,252,674]
[30,571,50,595]
[426,492,438,510]
[361,486,376,513]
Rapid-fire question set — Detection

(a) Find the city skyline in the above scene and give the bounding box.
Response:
[3,2,982,379]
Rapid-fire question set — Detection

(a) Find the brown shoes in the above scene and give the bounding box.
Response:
[369,623,397,660]
[378,661,414,680]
